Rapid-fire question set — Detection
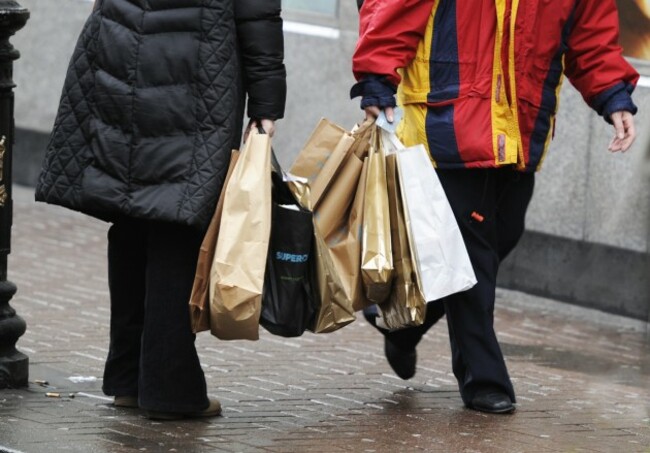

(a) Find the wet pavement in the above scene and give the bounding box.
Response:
[1,185,649,453]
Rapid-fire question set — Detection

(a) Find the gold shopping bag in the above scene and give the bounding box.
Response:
[376,153,426,330]
[209,130,273,340]
[189,150,240,334]
[360,127,394,306]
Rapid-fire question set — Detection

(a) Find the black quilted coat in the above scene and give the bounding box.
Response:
[35,0,286,229]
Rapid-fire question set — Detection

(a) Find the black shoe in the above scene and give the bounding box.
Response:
[364,307,417,380]
[468,390,515,414]
[384,338,417,380]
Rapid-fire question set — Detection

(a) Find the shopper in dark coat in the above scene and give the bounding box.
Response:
[35,0,286,419]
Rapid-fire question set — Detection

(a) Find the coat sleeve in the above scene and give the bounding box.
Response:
[235,0,287,120]
[564,0,639,119]
[352,0,435,86]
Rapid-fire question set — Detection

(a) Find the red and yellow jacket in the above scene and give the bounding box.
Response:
[352,0,639,171]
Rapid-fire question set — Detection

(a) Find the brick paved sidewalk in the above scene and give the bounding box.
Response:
[1,185,649,453]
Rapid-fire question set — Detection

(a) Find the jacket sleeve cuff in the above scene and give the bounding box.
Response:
[247,77,286,120]
[591,82,638,124]
[350,75,397,110]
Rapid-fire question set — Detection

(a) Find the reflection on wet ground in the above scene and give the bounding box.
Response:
[502,342,650,389]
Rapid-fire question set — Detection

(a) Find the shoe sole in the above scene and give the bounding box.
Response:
[146,410,222,421]
[146,404,222,420]
[113,397,139,409]
[146,412,185,421]
[468,404,516,414]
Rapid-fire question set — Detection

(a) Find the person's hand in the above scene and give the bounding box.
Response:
[364,105,394,123]
[244,118,276,143]
[257,119,276,137]
[608,111,636,152]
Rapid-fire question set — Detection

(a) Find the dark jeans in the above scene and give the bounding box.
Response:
[376,168,535,405]
[102,219,209,413]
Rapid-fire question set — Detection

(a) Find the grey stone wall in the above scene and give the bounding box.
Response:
[527,70,650,254]
[13,0,92,132]
[10,0,649,317]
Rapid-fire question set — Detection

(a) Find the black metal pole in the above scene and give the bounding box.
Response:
[0,0,29,389]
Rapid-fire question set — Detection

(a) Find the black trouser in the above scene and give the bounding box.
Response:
[102,219,209,413]
[386,168,535,405]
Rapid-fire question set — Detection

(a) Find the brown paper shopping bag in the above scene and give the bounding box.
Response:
[288,119,375,332]
[375,153,426,331]
[360,127,394,305]
[312,120,373,241]
[311,154,369,332]
[209,130,272,340]
[189,150,240,334]
[311,224,354,333]
[314,122,379,328]
[290,118,355,209]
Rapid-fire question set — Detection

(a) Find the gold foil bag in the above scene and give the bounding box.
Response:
[376,153,426,330]
[360,127,394,306]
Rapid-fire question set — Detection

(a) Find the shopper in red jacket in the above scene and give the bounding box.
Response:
[352,0,638,414]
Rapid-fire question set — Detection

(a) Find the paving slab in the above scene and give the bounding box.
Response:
[0,185,649,453]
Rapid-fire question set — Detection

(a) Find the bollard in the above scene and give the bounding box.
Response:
[0,0,29,389]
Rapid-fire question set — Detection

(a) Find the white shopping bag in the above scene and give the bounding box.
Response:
[382,130,477,302]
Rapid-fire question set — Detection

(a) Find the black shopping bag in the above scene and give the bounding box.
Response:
[260,162,319,337]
